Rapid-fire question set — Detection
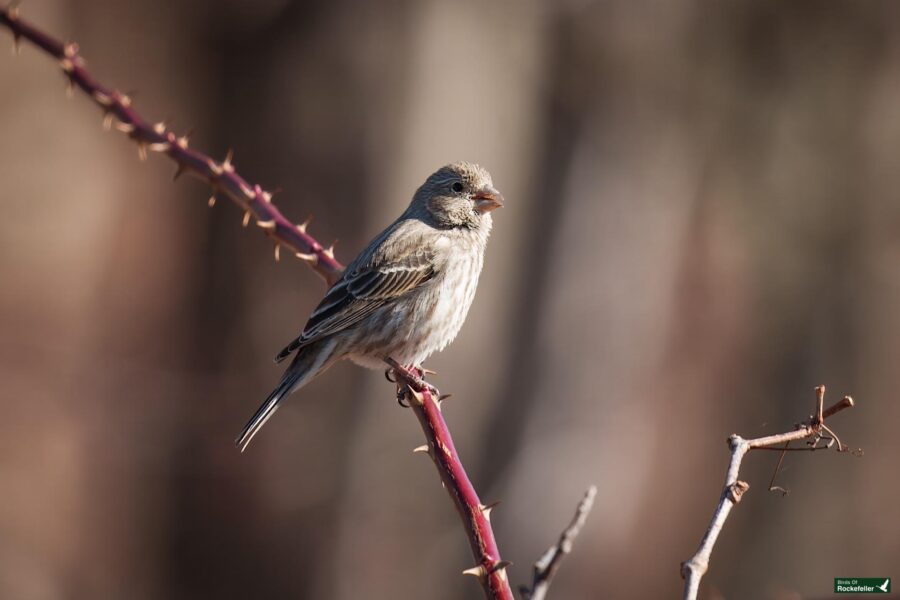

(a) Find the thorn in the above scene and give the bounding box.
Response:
[413,444,429,454]
[261,190,273,203]
[153,121,166,135]
[115,121,135,134]
[118,92,132,108]
[222,149,234,173]
[256,219,276,230]
[63,42,79,58]
[207,195,216,208]
[462,565,486,579]
[176,135,189,149]
[136,143,148,161]
[59,57,73,73]
[11,34,21,55]
[102,112,113,131]
[207,158,223,176]
[239,184,254,198]
[93,91,111,106]
[438,393,453,403]
[408,387,426,406]
[273,244,281,262]
[490,560,513,574]
[480,500,501,520]
[323,242,337,260]
[149,142,170,152]
[297,216,312,233]
[242,211,251,227]
[295,251,318,263]
[65,79,74,98]
[421,368,437,376]
[8,5,21,21]
[172,164,186,181]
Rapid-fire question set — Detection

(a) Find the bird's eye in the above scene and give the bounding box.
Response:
[451,182,464,193]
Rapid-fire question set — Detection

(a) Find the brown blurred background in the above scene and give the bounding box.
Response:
[1,1,899,598]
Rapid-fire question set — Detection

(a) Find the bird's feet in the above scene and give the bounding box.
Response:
[384,361,440,406]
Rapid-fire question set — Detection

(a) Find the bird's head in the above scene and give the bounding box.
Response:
[411,162,504,229]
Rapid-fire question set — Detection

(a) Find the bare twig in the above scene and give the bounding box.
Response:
[0,5,343,286]
[388,360,515,600]
[520,485,598,600]
[681,386,857,600]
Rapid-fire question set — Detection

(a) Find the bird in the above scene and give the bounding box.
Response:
[235,162,503,451]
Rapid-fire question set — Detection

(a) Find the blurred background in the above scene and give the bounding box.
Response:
[1,1,898,598]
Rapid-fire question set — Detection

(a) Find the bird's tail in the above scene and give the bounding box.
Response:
[235,339,338,452]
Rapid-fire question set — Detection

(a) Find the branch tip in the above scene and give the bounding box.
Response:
[522,485,597,600]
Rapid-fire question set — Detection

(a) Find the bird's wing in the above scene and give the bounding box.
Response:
[274,227,439,363]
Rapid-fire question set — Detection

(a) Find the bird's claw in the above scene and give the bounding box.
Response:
[391,364,440,407]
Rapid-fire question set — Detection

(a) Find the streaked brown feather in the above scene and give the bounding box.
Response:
[274,237,437,362]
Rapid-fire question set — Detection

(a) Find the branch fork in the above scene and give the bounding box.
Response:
[681,385,858,600]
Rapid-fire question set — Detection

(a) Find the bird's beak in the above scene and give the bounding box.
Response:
[472,187,504,213]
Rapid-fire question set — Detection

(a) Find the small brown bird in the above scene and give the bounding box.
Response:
[236,162,503,450]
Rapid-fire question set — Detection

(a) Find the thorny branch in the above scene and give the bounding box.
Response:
[388,360,515,600]
[680,386,858,600]
[0,4,343,286]
[0,8,598,599]
[520,485,598,600]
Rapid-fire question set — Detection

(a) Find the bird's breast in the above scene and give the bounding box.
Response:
[346,230,488,368]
